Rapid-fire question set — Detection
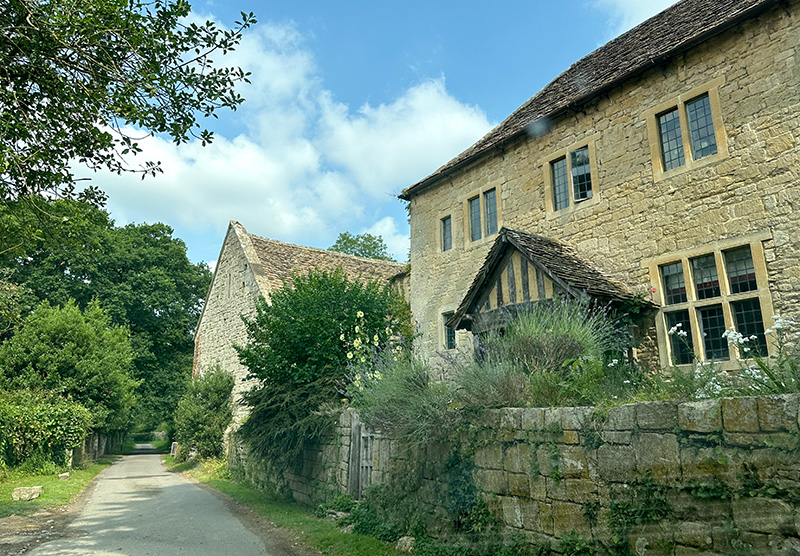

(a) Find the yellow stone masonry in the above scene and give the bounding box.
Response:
[408,4,800,363]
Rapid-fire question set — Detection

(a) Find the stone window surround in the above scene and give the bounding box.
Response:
[643,76,729,182]
[440,214,452,252]
[462,183,502,249]
[542,134,601,220]
[440,309,458,351]
[644,231,775,369]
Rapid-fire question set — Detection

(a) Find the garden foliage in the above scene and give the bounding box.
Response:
[0,300,138,431]
[0,390,90,470]
[174,367,234,461]
[236,267,409,466]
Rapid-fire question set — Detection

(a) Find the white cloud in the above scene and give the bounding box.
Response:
[591,0,678,38]
[363,217,410,262]
[94,18,492,257]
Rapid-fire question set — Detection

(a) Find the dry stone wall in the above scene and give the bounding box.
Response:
[469,396,800,555]
[233,395,800,555]
[408,2,800,362]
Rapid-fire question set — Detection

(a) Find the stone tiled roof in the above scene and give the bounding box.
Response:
[246,230,406,293]
[400,0,776,200]
[448,227,655,329]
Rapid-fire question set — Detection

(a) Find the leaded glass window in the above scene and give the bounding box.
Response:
[551,157,569,211]
[441,216,452,251]
[686,94,717,160]
[660,261,687,305]
[570,147,593,202]
[468,197,481,242]
[691,254,720,300]
[732,298,767,356]
[484,189,498,235]
[698,304,729,360]
[658,108,685,171]
[665,310,694,365]
[443,312,456,350]
[725,246,757,294]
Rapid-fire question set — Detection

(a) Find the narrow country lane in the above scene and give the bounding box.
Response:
[27,445,271,556]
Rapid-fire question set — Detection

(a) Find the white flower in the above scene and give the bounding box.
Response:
[677,330,688,338]
[607,358,619,367]
[347,352,353,359]
[340,333,345,341]
[668,323,683,336]
[356,311,364,318]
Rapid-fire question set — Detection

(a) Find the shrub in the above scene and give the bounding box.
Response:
[174,367,234,461]
[236,267,410,468]
[0,390,90,469]
[0,300,137,431]
[453,359,529,410]
[481,298,630,374]
[349,353,456,448]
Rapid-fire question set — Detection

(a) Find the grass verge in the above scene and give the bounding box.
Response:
[171,459,401,556]
[0,457,115,518]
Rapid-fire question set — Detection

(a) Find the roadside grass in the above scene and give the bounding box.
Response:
[0,457,115,518]
[170,458,401,556]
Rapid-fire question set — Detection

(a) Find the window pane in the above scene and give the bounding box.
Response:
[658,108,685,171]
[665,310,694,365]
[691,254,720,299]
[441,216,452,251]
[484,189,498,235]
[732,298,767,357]
[660,261,687,305]
[698,304,729,360]
[725,246,757,294]
[570,147,593,202]
[444,313,456,350]
[686,94,718,160]
[468,197,481,241]
[551,157,569,210]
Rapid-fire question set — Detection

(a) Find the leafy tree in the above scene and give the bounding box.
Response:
[236,267,408,465]
[173,367,233,461]
[237,268,405,386]
[0,0,256,202]
[0,300,137,431]
[0,199,211,429]
[328,232,395,261]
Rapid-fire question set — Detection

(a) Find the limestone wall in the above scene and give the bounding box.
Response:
[229,408,395,507]
[465,395,800,555]
[193,224,263,424]
[408,2,800,361]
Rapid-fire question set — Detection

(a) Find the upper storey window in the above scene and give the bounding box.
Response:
[544,138,599,216]
[657,93,718,172]
[441,215,452,251]
[466,187,500,245]
[645,77,728,181]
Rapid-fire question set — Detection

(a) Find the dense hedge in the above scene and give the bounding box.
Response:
[0,390,90,468]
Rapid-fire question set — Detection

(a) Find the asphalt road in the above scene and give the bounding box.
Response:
[27,445,271,556]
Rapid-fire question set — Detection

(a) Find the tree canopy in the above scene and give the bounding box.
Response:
[0,300,137,431]
[328,232,395,261]
[0,199,212,429]
[0,0,256,203]
[235,267,409,465]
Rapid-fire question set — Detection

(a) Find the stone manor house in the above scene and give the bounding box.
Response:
[401,0,800,370]
[195,0,799,392]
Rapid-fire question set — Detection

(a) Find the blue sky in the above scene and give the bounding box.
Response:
[90,0,675,265]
